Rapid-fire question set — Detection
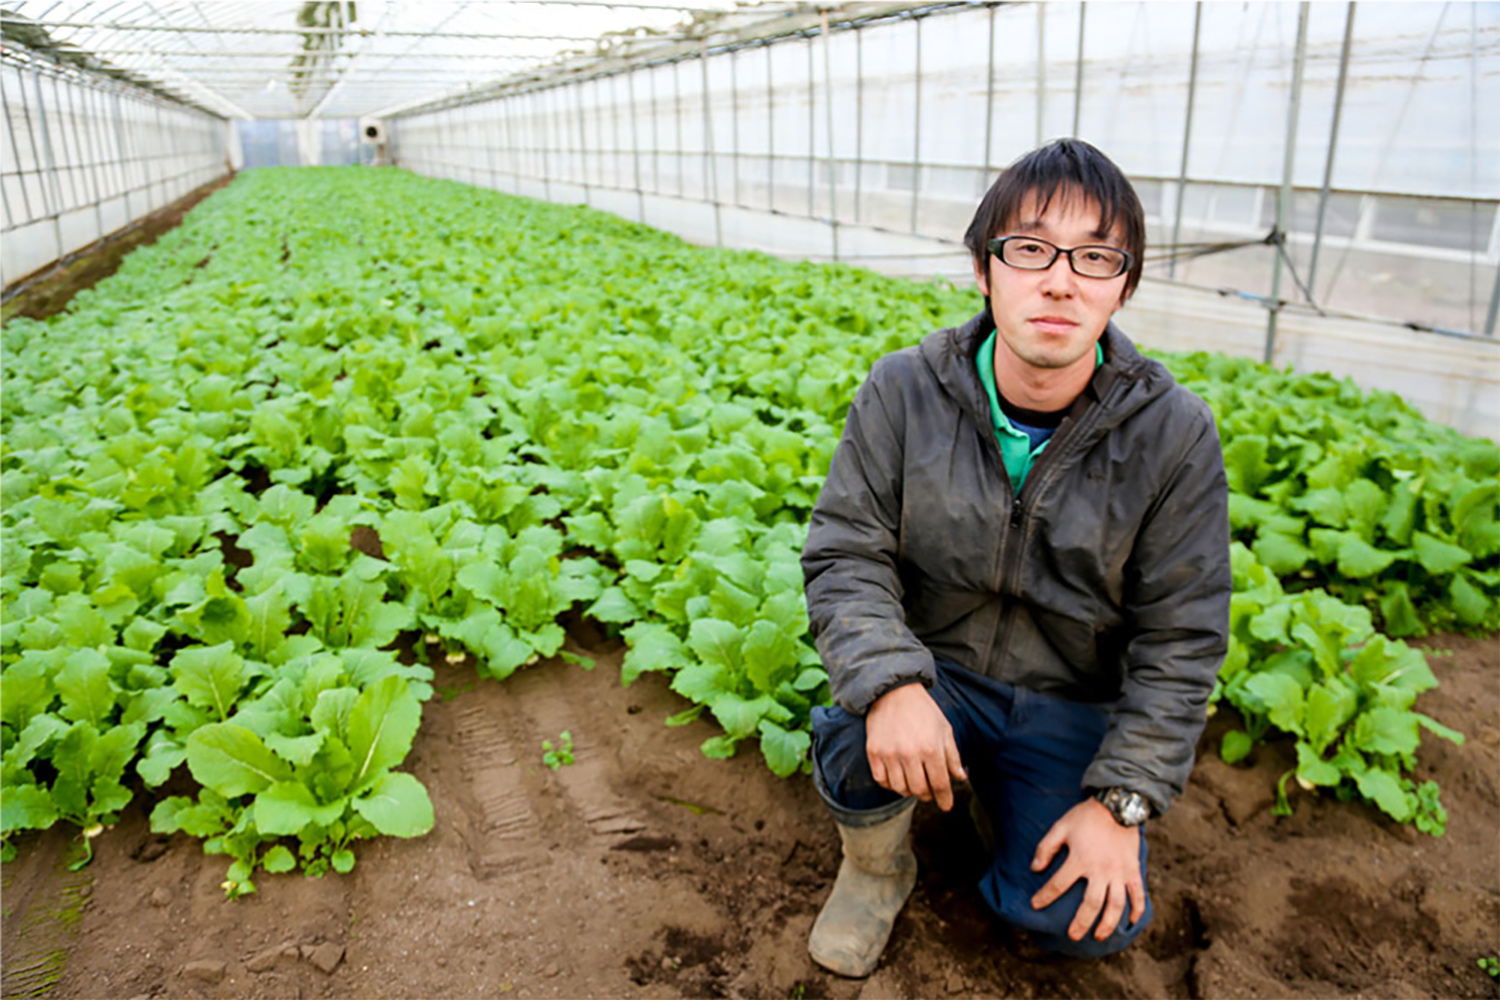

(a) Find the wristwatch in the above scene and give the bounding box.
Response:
[1094,787,1151,827]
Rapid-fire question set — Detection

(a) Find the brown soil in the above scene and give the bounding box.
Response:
[0,174,233,322]
[2,631,1496,1000]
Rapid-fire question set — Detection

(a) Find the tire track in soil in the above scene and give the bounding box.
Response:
[0,836,91,1000]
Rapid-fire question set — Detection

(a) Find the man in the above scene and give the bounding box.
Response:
[800,138,1230,977]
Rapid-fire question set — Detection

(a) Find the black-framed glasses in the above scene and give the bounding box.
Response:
[986,236,1132,280]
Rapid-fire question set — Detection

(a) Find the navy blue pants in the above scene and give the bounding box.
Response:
[811,658,1151,958]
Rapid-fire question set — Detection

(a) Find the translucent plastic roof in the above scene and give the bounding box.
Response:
[0,0,783,120]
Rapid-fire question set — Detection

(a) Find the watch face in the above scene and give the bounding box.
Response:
[1119,793,1150,826]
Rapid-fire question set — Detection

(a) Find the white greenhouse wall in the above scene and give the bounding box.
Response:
[1,60,231,289]
[389,0,1499,437]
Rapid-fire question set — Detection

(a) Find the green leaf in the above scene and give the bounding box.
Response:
[1410,531,1470,576]
[1415,713,1464,745]
[1293,487,1347,528]
[1354,767,1411,821]
[664,704,705,727]
[1252,531,1312,576]
[742,620,797,694]
[586,586,640,625]
[620,622,692,686]
[1221,436,1270,495]
[1449,574,1490,627]
[1,784,59,835]
[352,771,434,837]
[670,660,726,704]
[262,845,297,873]
[687,618,743,673]
[264,731,326,768]
[1219,729,1253,765]
[700,734,738,760]
[185,723,295,798]
[332,848,356,874]
[1336,533,1399,578]
[1342,479,1386,541]
[1352,706,1420,757]
[1303,678,1357,754]
[54,648,117,728]
[254,781,345,835]
[345,675,422,792]
[1243,672,1306,737]
[1294,741,1342,787]
[1378,582,1423,638]
[171,642,246,721]
[758,720,811,778]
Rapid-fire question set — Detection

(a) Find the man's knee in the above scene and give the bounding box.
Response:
[1025,903,1153,958]
[979,865,1154,960]
[811,705,904,816]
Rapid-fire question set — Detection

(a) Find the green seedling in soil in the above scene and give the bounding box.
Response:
[1479,955,1499,979]
[542,731,574,770]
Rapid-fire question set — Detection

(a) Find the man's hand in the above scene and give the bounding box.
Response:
[1029,798,1146,942]
[865,683,966,811]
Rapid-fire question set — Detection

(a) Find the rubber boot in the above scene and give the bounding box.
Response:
[807,800,917,978]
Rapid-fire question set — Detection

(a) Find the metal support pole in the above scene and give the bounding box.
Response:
[626,69,645,222]
[1036,4,1046,146]
[574,80,590,205]
[485,103,499,189]
[855,27,864,223]
[538,92,552,201]
[821,10,839,260]
[766,44,775,213]
[610,74,623,194]
[1169,1,1202,280]
[111,91,132,222]
[982,5,997,187]
[1265,2,1310,365]
[650,65,661,194]
[2,68,36,222]
[1307,2,1356,301]
[30,68,65,259]
[911,17,922,234]
[700,49,723,247]
[729,50,741,207]
[1484,254,1499,337]
[71,81,107,243]
[807,36,816,218]
[1072,2,1086,138]
[674,61,685,198]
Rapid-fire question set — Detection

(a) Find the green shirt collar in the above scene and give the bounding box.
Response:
[976,333,1103,492]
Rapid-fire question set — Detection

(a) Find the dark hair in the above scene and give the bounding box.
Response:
[964,138,1145,300]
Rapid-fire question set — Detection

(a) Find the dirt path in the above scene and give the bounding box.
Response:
[3,632,1496,1000]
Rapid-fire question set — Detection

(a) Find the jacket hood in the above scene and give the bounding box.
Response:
[918,308,1179,437]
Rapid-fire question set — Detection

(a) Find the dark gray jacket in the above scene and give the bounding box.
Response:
[801,309,1231,813]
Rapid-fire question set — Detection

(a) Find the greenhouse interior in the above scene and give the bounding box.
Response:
[2,3,1498,1000]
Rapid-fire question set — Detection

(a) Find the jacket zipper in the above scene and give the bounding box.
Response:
[990,375,1126,673]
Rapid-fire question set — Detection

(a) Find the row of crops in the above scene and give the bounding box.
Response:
[2,168,1494,893]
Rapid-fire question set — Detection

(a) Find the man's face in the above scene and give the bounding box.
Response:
[972,190,1129,379]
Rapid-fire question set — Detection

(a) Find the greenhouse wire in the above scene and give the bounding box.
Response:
[29,66,64,256]
[1264,1,1310,364]
[820,10,837,262]
[981,4,994,184]
[1168,1,1202,281]
[1,66,33,221]
[1035,3,1045,148]
[910,16,920,235]
[1072,1,1085,139]
[1318,5,1449,314]
[700,46,722,248]
[1306,0,1356,301]
[805,36,813,220]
